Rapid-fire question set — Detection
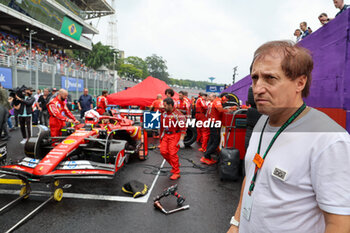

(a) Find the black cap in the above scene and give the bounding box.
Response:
[52,88,57,92]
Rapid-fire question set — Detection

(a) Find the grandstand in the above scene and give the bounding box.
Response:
[0,0,114,50]
[0,0,115,99]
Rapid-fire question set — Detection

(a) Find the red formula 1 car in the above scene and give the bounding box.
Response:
[0,111,148,200]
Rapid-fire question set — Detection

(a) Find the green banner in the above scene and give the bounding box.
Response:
[60,16,82,41]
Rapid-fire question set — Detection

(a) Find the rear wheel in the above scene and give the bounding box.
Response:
[24,126,51,159]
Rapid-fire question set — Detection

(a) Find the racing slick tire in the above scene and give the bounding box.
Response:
[184,126,197,147]
[24,125,51,159]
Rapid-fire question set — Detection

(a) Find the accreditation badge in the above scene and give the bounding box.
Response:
[242,192,254,221]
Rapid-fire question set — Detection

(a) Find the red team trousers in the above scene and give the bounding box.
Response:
[160,132,181,174]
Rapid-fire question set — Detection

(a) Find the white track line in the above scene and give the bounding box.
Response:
[0,159,166,203]
[0,175,5,178]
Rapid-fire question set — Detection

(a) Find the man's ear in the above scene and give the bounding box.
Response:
[296,75,307,94]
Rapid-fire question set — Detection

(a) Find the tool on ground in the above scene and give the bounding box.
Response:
[153,184,189,215]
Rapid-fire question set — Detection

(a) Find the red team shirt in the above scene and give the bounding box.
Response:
[47,96,76,122]
[161,109,187,135]
[96,96,108,115]
[151,99,164,112]
[195,96,208,120]
[206,97,227,121]
[175,98,191,116]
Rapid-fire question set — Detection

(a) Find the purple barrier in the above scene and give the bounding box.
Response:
[223,9,350,129]
[223,75,251,103]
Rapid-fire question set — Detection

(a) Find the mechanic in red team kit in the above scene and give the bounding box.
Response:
[96,90,108,115]
[201,93,230,165]
[47,89,79,137]
[195,92,208,146]
[160,97,187,180]
[175,91,191,116]
[150,94,164,112]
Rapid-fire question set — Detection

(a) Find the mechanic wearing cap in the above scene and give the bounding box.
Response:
[47,89,79,137]
[201,93,230,165]
[96,90,108,115]
[160,97,186,180]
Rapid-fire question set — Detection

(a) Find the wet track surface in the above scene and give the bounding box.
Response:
[0,125,242,233]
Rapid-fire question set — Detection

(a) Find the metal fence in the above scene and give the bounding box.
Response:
[0,54,115,100]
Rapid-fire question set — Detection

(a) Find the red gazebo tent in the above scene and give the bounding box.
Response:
[107,76,178,107]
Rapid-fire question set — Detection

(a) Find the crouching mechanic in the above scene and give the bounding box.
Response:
[47,89,79,137]
[160,97,186,180]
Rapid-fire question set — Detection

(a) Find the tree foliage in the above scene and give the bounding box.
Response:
[145,54,169,82]
[73,43,223,89]
[118,63,143,80]
[168,78,220,90]
[73,42,117,70]
[124,56,149,79]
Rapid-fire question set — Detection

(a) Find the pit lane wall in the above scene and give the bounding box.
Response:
[223,9,350,133]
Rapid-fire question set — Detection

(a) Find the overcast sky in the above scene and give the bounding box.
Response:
[90,0,338,84]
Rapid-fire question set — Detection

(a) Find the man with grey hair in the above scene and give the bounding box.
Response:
[78,88,93,120]
[227,40,350,233]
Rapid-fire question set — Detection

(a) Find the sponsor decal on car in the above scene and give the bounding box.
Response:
[62,139,77,145]
[46,155,60,159]
[72,132,89,137]
[49,152,64,155]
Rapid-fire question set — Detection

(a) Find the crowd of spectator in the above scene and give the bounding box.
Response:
[0,31,90,73]
[294,0,350,42]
